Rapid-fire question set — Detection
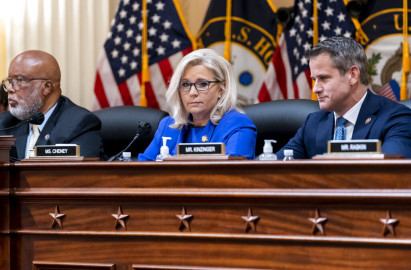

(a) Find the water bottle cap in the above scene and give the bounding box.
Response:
[122,152,131,158]
[284,149,293,156]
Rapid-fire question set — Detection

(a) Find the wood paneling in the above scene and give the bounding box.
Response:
[33,261,115,270]
[1,160,411,269]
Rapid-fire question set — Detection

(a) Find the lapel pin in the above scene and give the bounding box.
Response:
[202,135,208,142]
[365,117,371,124]
[44,134,50,140]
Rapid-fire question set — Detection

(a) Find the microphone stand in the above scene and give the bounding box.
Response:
[107,134,140,161]
[107,121,151,161]
[106,121,151,162]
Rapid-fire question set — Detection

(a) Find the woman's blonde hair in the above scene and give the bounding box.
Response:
[166,48,238,129]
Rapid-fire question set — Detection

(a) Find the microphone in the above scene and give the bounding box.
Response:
[0,112,45,132]
[28,112,45,125]
[107,121,151,161]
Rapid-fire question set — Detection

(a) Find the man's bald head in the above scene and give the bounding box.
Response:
[7,50,62,119]
[10,50,61,85]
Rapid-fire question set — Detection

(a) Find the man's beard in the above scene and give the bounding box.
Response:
[10,90,44,120]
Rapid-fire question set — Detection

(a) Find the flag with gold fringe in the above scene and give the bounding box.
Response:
[93,0,196,111]
[197,0,278,107]
[264,0,356,101]
[356,0,410,100]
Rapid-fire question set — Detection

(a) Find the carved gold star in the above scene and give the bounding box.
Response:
[112,206,129,230]
[308,209,327,235]
[176,207,193,231]
[380,210,399,236]
[49,205,66,229]
[241,208,259,232]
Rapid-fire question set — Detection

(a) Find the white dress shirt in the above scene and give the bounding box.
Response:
[25,103,57,158]
[333,92,367,140]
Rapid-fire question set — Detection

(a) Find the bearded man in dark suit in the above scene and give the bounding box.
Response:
[0,50,103,161]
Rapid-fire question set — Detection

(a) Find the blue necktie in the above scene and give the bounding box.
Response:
[334,117,347,140]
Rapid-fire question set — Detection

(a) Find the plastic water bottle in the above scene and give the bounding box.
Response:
[119,151,132,162]
[283,149,295,161]
[257,140,277,160]
[156,137,172,161]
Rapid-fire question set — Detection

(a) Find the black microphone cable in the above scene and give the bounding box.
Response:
[0,112,44,132]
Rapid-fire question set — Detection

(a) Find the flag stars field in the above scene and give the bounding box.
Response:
[129,16,137,24]
[148,27,157,36]
[267,0,355,100]
[94,0,195,109]
[163,20,172,29]
[325,7,334,16]
[152,14,161,23]
[160,33,169,42]
[156,1,165,10]
[120,10,127,19]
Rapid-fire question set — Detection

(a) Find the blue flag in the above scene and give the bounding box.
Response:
[359,0,409,100]
[197,0,278,106]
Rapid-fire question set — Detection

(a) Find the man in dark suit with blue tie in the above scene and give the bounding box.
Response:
[277,37,411,159]
[0,50,104,161]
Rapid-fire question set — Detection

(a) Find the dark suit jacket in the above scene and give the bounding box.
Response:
[0,96,104,161]
[276,90,411,159]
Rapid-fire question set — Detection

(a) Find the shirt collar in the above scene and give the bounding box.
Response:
[31,102,58,131]
[334,91,367,125]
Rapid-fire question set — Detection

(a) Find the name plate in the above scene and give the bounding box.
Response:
[328,139,381,153]
[178,143,225,155]
[35,144,80,157]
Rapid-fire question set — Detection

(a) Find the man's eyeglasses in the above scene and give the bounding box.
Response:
[179,80,220,92]
[2,77,49,92]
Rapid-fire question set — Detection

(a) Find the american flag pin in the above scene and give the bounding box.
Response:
[45,134,50,140]
[365,117,371,124]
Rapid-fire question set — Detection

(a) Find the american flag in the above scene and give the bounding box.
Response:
[378,80,399,102]
[93,0,195,111]
[261,0,356,101]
